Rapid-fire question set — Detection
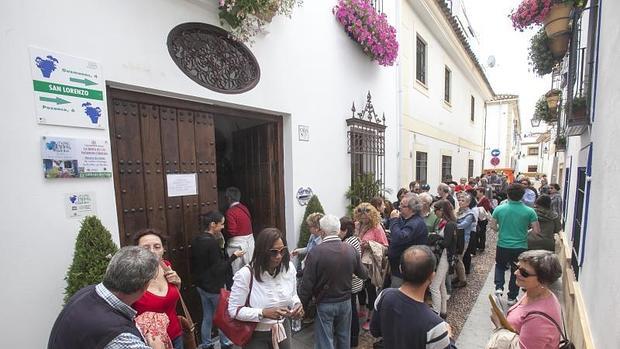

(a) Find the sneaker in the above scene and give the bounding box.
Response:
[361,321,370,331]
[453,280,467,288]
[507,297,518,306]
[494,288,503,297]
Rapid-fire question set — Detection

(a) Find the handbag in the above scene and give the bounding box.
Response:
[526,311,575,349]
[177,290,198,349]
[213,266,258,346]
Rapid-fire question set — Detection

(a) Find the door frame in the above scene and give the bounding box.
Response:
[106,87,287,244]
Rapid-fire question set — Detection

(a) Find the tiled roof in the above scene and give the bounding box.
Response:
[491,94,519,101]
[435,0,495,97]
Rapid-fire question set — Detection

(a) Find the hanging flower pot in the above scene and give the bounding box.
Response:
[545,89,561,110]
[548,33,570,58]
[543,3,573,38]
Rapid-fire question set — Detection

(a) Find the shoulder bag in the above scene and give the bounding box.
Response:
[213,266,258,346]
[177,291,198,349]
[526,311,575,349]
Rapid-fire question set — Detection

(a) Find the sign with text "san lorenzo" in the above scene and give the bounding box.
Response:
[30,47,107,129]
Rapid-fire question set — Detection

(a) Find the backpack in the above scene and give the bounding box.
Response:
[427,232,444,265]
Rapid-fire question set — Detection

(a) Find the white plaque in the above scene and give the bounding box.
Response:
[65,192,97,219]
[166,173,198,197]
[298,125,310,141]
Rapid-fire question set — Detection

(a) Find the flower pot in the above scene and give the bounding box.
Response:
[549,33,570,58]
[544,4,573,38]
[571,106,587,121]
[546,94,560,109]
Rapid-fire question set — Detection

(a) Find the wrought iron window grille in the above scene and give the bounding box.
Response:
[346,91,386,194]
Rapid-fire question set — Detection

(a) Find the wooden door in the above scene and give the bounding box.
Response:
[232,123,282,235]
[108,90,218,327]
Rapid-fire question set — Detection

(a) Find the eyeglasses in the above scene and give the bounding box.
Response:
[269,246,288,257]
[356,207,370,214]
[514,263,537,278]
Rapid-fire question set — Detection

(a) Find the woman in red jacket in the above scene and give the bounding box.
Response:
[132,229,184,349]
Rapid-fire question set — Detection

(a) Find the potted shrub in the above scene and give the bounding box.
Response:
[545,89,561,110]
[543,1,573,38]
[333,0,399,66]
[528,29,561,76]
[535,96,557,123]
[218,0,302,43]
[567,96,588,120]
[64,216,118,303]
[345,172,390,214]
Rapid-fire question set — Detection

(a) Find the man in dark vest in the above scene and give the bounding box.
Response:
[48,246,165,349]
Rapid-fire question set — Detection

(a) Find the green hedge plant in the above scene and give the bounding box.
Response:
[528,28,560,76]
[64,216,118,303]
[297,195,325,249]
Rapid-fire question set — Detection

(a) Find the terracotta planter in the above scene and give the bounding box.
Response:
[571,106,587,121]
[549,33,570,58]
[544,3,573,38]
[546,94,560,109]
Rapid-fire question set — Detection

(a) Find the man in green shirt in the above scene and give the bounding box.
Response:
[491,183,540,304]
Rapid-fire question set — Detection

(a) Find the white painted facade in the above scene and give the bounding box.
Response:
[485,96,521,172]
[556,0,620,347]
[0,0,399,347]
[399,0,494,190]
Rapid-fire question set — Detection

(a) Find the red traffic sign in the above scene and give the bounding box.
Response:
[490,157,500,166]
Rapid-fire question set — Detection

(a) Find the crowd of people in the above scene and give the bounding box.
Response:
[48,173,568,349]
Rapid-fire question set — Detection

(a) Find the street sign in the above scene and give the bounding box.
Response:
[491,149,501,157]
[490,157,500,166]
[30,47,106,129]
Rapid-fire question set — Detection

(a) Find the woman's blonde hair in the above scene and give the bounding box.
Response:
[305,212,324,228]
[353,202,381,228]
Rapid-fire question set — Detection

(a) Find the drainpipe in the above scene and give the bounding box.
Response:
[395,0,403,196]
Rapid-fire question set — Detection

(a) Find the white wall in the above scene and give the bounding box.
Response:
[400,0,491,187]
[573,0,620,346]
[485,102,511,169]
[0,0,398,347]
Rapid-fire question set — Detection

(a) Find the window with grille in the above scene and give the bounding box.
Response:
[347,92,386,194]
[416,36,427,84]
[416,152,428,184]
[528,147,539,155]
[441,155,452,182]
[468,159,474,178]
[444,67,451,103]
[528,165,538,172]
[470,96,475,121]
[571,167,586,280]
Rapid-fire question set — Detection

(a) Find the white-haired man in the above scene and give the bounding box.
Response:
[299,214,368,349]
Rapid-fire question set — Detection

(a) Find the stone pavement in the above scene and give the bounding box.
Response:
[454,268,496,348]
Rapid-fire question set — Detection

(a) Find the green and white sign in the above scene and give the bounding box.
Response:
[30,47,106,129]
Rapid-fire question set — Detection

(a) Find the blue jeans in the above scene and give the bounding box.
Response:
[172,335,184,349]
[197,288,232,348]
[315,299,352,349]
[494,246,526,300]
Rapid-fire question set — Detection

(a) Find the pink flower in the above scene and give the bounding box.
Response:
[333,0,399,66]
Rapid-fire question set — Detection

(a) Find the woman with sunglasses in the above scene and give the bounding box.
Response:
[353,202,388,331]
[228,228,303,349]
[430,200,457,319]
[490,250,562,348]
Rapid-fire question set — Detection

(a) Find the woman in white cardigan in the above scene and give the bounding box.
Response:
[228,228,304,349]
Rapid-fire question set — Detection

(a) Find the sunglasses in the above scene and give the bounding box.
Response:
[269,246,288,257]
[514,263,537,278]
[356,207,370,214]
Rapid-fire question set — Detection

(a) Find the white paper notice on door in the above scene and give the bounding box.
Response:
[166,173,198,197]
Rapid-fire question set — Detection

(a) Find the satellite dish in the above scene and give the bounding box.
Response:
[487,55,496,68]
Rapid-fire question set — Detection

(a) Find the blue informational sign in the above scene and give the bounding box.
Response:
[491,149,501,157]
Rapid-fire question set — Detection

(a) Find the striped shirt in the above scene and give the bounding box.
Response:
[344,235,364,294]
[95,284,150,349]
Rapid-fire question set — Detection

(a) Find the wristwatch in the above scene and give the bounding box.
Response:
[258,309,264,321]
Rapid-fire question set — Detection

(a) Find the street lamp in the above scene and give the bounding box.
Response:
[531,117,541,128]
